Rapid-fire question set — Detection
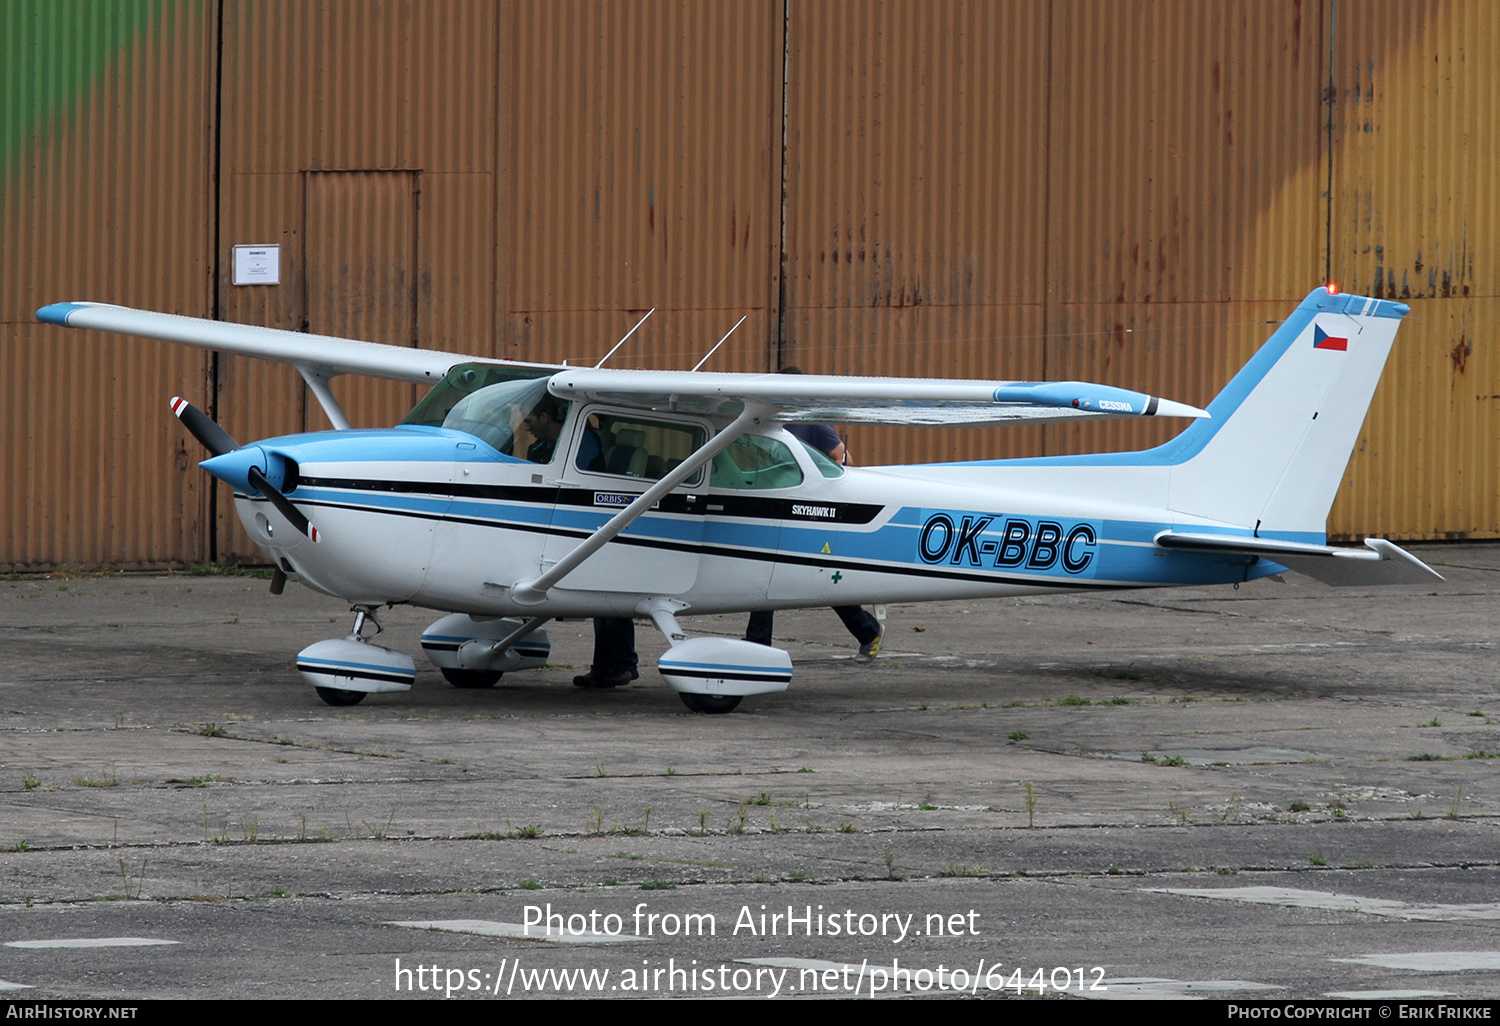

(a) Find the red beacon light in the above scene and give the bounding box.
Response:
[1326,282,1339,295]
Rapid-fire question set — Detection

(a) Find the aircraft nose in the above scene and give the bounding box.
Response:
[200,446,266,493]
[201,446,298,495]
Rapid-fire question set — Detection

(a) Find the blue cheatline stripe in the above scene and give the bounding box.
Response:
[282,489,1291,587]
[281,465,1313,589]
[299,487,455,517]
[660,661,791,674]
[297,657,414,676]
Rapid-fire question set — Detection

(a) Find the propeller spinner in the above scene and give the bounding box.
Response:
[169,397,318,594]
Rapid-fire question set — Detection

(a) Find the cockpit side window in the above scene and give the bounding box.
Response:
[577,412,706,485]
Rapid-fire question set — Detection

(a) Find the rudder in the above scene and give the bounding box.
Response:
[1159,287,1409,538]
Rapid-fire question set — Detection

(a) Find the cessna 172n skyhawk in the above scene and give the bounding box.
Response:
[37,286,1439,712]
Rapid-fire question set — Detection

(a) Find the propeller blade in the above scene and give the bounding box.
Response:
[247,465,320,542]
[170,396,239,457]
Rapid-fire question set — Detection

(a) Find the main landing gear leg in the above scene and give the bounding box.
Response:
[350,605,382,641]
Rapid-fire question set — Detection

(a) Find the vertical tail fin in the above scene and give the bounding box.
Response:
[1159,287,1409,537]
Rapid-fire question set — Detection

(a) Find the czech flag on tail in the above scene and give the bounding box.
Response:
[1313,325,1348,351]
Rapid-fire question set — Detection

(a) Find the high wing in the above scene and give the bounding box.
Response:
[36,301,526,431]
[38,301,1209,429]
[36,302,479,382]
[547,368,1210,426]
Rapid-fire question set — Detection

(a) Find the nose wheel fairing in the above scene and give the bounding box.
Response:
[299,606,416,705]
[297,637,416,698]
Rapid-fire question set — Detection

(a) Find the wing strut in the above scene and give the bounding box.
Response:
[297,367,351,431]
[457,615,551,670]
[509,405,763,604]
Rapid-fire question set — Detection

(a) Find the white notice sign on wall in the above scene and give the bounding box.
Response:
[232,245,281,285]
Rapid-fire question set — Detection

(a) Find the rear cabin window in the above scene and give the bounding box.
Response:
[710,435,804,490]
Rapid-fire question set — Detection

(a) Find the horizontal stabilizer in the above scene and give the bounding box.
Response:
[1154,532,1443,587]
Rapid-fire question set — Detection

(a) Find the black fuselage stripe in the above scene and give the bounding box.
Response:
[296,663,414,684]
[296,477,884,524]
[246,494,1125,592]
[660,668,792,682]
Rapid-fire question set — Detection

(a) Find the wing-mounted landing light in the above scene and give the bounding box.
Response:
[169,397,319,592]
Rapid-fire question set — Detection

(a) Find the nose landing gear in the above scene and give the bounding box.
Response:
[298,605,416,707]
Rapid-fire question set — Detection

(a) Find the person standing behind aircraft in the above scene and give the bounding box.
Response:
[744,368,883,660]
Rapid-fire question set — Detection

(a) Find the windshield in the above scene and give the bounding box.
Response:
[402,363,558,457]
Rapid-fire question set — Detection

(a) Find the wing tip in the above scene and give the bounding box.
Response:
[1153,397,1212,420]
[36,302,86,326]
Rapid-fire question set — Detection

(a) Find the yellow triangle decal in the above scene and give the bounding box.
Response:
[820,542,831,554]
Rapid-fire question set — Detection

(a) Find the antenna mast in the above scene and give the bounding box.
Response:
[594,308,655,368]
[691,315,748,372]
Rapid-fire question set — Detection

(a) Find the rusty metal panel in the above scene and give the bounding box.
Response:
[1323,0,1500,539]
[782,1,1050,312]
[782,306,1051,468]
[778,1,1054,469]
[421,173,497,352]
[1329,0,1494,301]
[304,170,422,429]
[1045,0,1326,306]
[780,0,1327,474]
[221,0,498,174]
[501,0,782,326]
[1330,298,1500,542]
[1,0,215,568]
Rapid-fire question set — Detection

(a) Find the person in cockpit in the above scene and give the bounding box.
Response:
[523,397,601,469]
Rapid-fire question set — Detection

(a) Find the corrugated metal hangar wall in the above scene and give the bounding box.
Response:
[2,0,1496,568]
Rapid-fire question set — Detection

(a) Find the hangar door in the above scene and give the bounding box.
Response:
[216,170,423,561]
[304,169,422,430]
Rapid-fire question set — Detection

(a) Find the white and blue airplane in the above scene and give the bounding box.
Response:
[37,286,1439,712]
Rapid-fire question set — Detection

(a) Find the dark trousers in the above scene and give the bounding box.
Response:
[591,618,637,675]
[745,606,880,646]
